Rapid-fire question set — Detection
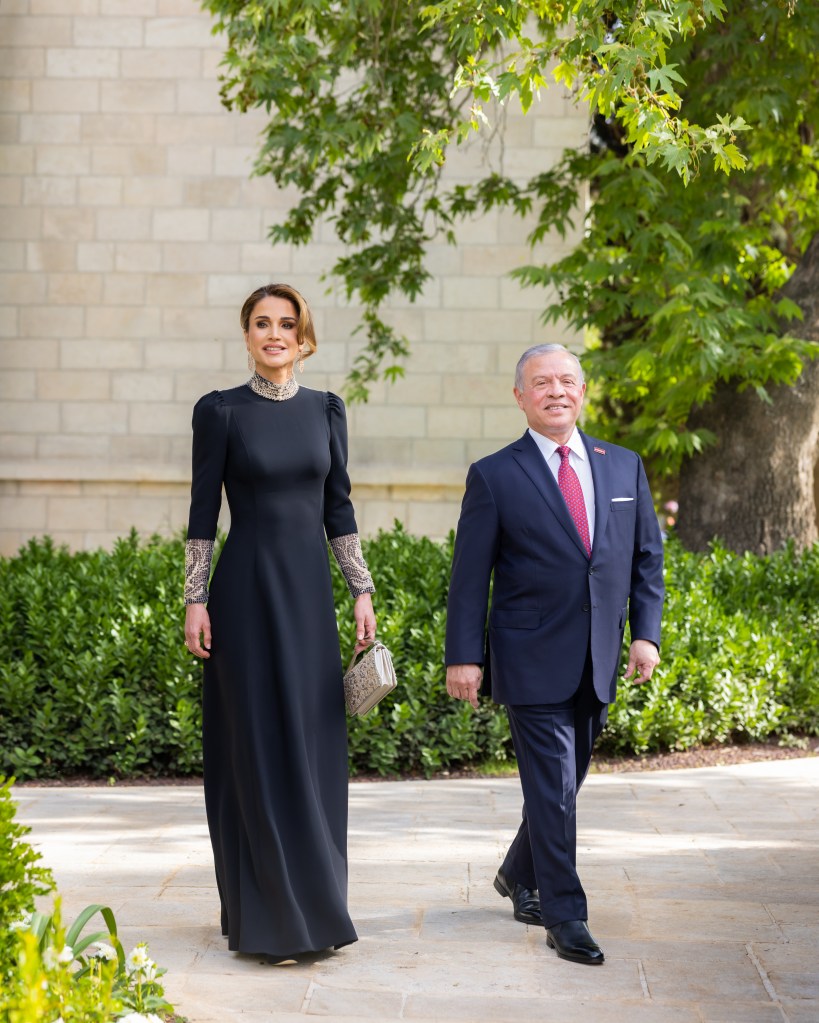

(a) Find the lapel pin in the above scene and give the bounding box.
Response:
[594,446,606,455]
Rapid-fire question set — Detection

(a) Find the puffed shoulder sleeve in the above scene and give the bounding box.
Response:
[323,392,375,597]
[185,392,228,604]
[323,391,357,539]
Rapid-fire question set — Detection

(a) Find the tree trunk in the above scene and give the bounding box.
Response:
[678,231,819,554]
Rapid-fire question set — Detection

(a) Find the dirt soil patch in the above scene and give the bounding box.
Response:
[12,739,816,786]
[591,738,818,773]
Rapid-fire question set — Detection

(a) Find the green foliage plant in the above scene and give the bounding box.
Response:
[197,0,818,420]
[0,777,54,978]
[3,904,172,1023]
[338,527,819,766]
[510,0,819,477]
[201,1,819,556]
[605,536,819,753]
[2,926,119,1023]
[0,532,203,780]
[201,0,467,399]
[1,528,817,778]
[1,781,173,1023]
[416,0,749,181]
[28,902,125,977]
[201,0,751,397]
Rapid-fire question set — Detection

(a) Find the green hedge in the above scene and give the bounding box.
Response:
[0,526,816,780]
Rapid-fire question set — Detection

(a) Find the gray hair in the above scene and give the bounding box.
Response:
[514,343,585,390]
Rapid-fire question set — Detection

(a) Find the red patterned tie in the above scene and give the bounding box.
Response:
[557,445,591,557]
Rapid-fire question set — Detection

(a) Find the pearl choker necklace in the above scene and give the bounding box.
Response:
[247,372,299,401]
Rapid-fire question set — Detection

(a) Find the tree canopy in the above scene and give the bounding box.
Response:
[203,0,819,548]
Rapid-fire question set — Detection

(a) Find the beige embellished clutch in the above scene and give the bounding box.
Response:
[343,641,397,716]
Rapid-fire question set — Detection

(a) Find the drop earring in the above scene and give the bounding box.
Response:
[298,348,305,374]
[247,350,254,372]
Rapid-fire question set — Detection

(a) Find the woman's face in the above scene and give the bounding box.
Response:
[245,295,300,381]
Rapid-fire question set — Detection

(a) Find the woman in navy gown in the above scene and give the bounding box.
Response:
[183,283,376,961]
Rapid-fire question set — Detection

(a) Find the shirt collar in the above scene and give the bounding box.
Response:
[528,426,586,462]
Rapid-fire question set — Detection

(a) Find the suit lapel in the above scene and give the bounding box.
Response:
[511,432,589,558]
[581,430,612,557]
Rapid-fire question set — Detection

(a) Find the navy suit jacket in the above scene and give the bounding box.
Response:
[445,429,664,706]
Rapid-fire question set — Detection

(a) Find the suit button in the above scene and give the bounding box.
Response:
[588,567,595,575]
[582,603,591,612]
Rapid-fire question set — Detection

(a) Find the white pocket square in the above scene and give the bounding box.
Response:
[611,497,634,502]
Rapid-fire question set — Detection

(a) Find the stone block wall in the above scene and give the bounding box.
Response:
[0,0,589,555]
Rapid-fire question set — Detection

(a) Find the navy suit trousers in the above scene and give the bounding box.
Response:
[500,653,608,928]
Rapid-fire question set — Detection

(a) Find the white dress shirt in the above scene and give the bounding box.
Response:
[528,426,596,544]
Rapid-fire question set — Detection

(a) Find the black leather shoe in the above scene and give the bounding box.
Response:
[546,920,604,965]
[493,868,542,924]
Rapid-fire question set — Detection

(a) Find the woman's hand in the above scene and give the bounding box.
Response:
[185,603,212,659]
[353,593,376,653]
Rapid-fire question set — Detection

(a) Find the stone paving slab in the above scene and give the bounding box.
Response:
[12,758,819,1023]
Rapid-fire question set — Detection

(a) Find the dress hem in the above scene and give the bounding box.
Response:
[226,936,359,956]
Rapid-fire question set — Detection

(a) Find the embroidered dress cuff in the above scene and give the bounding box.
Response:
[329,533,375,597]
[185,538,215,604]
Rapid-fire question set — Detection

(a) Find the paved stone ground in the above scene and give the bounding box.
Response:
[13,758,819,1023]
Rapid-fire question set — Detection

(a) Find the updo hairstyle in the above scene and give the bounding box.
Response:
[240,283,317,361]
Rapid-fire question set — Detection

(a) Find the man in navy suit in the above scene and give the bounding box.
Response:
[445,343,664,965]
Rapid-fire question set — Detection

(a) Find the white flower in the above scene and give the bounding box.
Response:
[125,943,154,975]
[117,1013,161,1023]
[42,944,73,968]
[51,1017,65,1023]
[9,912,32,932]
[89,942,117,961]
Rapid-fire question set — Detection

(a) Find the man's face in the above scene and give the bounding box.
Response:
[513,351,586,444]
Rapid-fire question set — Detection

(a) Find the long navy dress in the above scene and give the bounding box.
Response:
[187,382,359,956]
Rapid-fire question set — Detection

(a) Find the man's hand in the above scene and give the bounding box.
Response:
[446,664,482,709]
[623,639,660,685]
